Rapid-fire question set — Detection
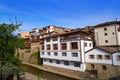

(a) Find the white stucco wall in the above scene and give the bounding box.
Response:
[85,48,112,64]
[112,52,120,66]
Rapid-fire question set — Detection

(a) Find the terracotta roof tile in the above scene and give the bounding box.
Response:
[97,46,120,53]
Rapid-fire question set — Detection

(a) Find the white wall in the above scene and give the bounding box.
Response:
[43,59,84,71]
[85,48,112,64]
[112,52,120,66]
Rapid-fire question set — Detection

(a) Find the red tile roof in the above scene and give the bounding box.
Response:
[41,29,90,39]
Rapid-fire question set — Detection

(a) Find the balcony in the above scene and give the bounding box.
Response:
[60,36,80,42]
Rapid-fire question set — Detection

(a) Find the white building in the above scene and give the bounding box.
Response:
[94,21,120,46]
[40,30,93,71]
[85,46,120,79]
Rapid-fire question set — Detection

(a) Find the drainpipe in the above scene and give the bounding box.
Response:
[115,24,118,46]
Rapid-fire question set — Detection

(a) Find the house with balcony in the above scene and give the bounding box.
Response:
[40,30,93,71]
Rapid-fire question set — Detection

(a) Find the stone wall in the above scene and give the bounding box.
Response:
[85,63,120,80]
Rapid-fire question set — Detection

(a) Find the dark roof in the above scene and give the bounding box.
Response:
[94,21,120,27]
[85,46,120,53]
[41,29,90,39]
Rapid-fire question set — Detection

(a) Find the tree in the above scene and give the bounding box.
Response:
[0,21,25,79]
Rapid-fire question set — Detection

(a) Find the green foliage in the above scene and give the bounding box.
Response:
[0,21,25,78]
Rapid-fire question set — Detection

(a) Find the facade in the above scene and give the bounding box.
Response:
[31,36,40,52]
[18,32,30,39]
[40,30,93,71]
[85,47,120,79]
[94,21,120,46]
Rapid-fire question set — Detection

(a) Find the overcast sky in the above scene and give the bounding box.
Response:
[0,0,120,32]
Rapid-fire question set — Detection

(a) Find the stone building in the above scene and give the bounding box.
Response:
[94,21,120,46]
[85,46,120,79]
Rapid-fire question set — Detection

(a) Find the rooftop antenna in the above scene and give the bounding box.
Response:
[116,18,117,21]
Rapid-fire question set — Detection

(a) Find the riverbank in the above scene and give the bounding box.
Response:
[22,62,88,80]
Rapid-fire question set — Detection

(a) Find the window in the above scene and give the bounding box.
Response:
[54,52,58,56]
[72,53,78,57]
[56,60,60,64]
[104,33,107,36]
[61,43,67,50]
[71,42,78,49]
[62,52,67,56]
[91,64,95,69]
[53,44,58,50]
[105,40,108,43]
[102,65,107,70]
[44,59,46,62]
[53,37,58,41]
[117,55,120,61]
[97,55,102,59]
[64,61,69,66]
[89,43,92,47]
[47,52,50,55]
[41,45,44,50]
[112,32,115,35]
[84,43,87,47]
[89,55,95,59]
[49,59,53,63]
[46,45,51,50]
[46,38,50,42]
[104,28,107,31]
[74,62,80,67]
[42,52,44,55]
[104,55,110,60]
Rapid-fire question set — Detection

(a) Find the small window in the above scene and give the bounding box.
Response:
[54,52,58,56]
[46,45,51,50]
[89,43,92,47]
[61,43,67,50]
[74,62,80,67]
[102,65,107,70]
[49,59,53,63]
[72,53,78,57]
[104,33,107,36]
[105,40,108,43]
[53,44,58,50]
[56,60,60,64]
[62,52,67,56]
[46,38,50,42]
[89,55,95,59]
[117,55,120,61]
[91,64,95,69]
[41,45,44,50]
[104,55,110,60]
[64,61,69,66]
[44,59,46,62]
[71,42,78,49]
[84,43,87,47]
[47,52,50,55]
[42,52,44,55]
[112,32,115,35]
[104,28,107,31]
[97,55,102,59]
[53,37,58,41]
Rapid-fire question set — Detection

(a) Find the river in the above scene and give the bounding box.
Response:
[23,64,77,80]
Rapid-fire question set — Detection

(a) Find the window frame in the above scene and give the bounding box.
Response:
[71,42,78,49]
[72,53,78,57]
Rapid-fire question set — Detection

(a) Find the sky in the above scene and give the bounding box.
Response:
[0,0,120,32]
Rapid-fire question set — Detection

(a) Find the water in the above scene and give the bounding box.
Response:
[23,64,76,80]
